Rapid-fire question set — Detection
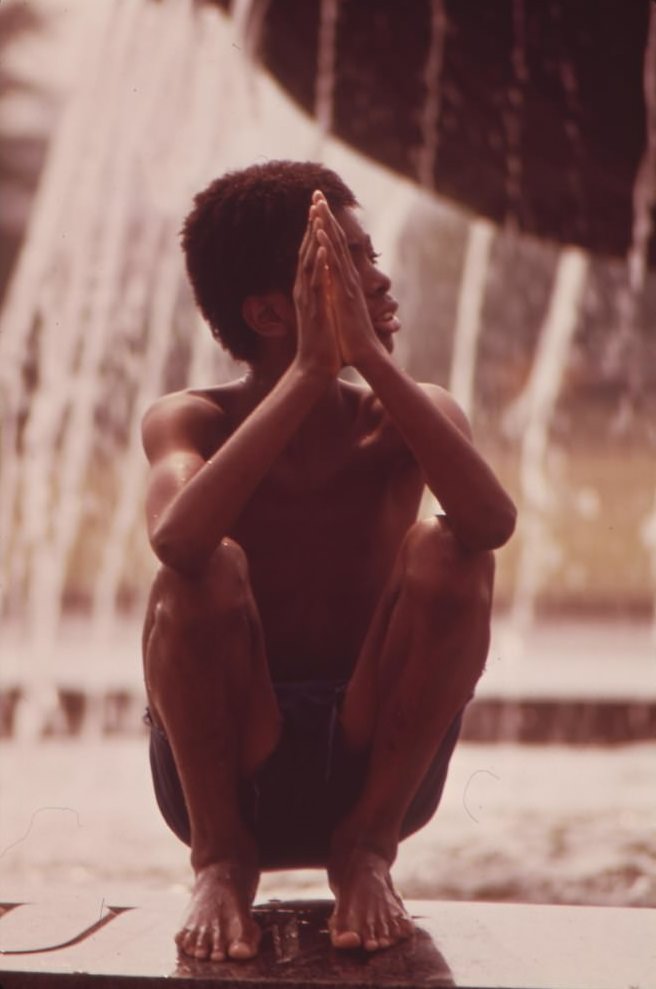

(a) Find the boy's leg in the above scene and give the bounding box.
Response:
[143,538,281,962]
[329,516,494,951]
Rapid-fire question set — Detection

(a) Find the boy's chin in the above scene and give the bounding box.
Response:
[377,331,395,353]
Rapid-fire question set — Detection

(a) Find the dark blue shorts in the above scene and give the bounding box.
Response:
[146,680,463,870]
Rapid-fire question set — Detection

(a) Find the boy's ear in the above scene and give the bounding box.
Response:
[242,292,295,339]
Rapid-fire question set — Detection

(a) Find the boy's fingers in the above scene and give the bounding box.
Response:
[299,220,322,282]
[317,197,347,244]
[306,195,350,282]
[298,201,322,269]
[315,205,352,279]
[298,208,312,256]
[316,226,332,254]
[298,207,314,259]
[311,244,327,289]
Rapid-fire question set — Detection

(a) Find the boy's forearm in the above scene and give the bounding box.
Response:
[152,362,330,572]
[357,346,516,550]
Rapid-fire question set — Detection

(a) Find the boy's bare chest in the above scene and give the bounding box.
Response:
[228,431,420,585]
[233,430,417,539]
[228,441,423,677]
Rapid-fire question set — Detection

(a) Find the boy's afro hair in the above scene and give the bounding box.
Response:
[181,160,358,362]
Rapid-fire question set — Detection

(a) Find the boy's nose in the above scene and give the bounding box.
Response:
[367,264,391,297]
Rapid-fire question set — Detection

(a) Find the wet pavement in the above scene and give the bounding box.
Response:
[0,892,654,988]
[0,737,654,909]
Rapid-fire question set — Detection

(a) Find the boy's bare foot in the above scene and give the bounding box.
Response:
[175,861,261,962]
[328,848,415,952]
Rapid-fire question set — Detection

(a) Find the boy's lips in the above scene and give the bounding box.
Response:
[372,301,400,335]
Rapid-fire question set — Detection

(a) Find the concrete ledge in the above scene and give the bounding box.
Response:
[461,696,656,743]
[3,619,654,742]
[2,687,655,743]
[0,892,654,988]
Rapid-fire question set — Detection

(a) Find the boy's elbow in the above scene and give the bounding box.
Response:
[463,500,517,553]
[485,500,517,550]
[151,523,208,577]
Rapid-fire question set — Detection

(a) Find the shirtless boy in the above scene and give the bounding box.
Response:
[141,160,516,963]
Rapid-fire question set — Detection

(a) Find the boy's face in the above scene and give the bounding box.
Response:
[333,207,401,353]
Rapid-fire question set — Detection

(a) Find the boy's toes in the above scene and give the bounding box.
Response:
[228,937,258,960]
[398,915,415,938]
[177,927,197,957]
[193,925,212,959]
[330,924,362,950]
[210,921,226,961]
[372,922,392,950]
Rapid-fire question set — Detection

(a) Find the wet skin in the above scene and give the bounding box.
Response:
[175,861,261,961]
[142,192,516,959]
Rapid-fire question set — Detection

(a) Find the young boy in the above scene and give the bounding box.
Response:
[141,160,516,962]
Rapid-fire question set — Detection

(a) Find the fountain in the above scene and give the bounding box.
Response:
[0,0,263,733]
[415,0,447,192]
[313,0,339,143]
[448,219,495,420]
[0,0,655,738]
[502,247,589,653]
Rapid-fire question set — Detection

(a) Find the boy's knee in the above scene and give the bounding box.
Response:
[400,517,494,613]
[151,538,251,632]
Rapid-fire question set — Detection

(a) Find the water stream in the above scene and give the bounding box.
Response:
[633,6,656,633]
[502,0,528,229]
[314,0,340,145]
[416,0,447,191]
[0,1,252,730]
[504,247,589,660]
[448,219,494,419]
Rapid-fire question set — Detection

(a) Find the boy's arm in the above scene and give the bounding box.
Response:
[143,369,325,573]
[315,197,516,552]
[143,209,340,575]
[354,358,515,551]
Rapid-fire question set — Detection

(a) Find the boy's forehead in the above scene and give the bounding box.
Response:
[334,206,369,243]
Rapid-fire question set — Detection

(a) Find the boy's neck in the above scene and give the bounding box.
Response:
[242,356,350,447]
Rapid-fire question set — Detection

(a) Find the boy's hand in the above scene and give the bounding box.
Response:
[293,201,342,379]
[311,192,382,368]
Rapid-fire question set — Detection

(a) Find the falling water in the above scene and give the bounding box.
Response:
[634,6,656,637]
[603,5,656,419]
[0,0,285,731]
[503,248,589,658]
[501,0,528,227]
[231,0,267,59]
[0,0,130,732]
[431,215,495,526]
[416,0,447,190]
[448,219,495,419]
[552,0,586,244]
[314,0,340,150]
[498,4,656,655]
[0,0,115,618]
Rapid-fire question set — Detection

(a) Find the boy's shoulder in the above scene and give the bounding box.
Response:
[141,383,240,461]
[345,379,471,440]
[418,383,473,437]
[143,379,248,424]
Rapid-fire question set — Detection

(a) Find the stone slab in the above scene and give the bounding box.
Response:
[0,892,654,988]
[3,689,656,742]
[3,618,655,741]
[460,697,656,743]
